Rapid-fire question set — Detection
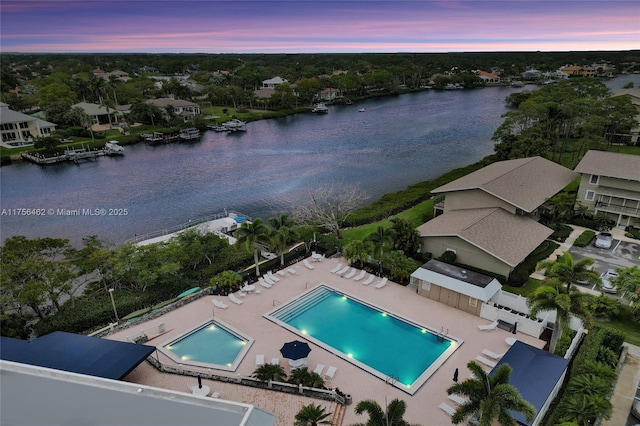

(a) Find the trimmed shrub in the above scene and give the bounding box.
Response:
[550,224,573,242]
[438,250,457,263]
[573,230,596,247]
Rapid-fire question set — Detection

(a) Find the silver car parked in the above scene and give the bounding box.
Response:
[594,232,613,249]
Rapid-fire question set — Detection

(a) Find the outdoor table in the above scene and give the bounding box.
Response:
[505,337,517,346]
[191,385,210,396]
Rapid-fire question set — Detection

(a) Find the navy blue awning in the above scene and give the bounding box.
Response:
[0,331,155,380]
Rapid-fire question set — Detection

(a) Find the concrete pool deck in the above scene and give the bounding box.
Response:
[107,257,545,425]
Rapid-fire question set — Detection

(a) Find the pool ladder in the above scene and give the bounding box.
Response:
[436,327,449,341]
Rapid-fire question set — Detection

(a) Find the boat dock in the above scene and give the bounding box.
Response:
[142,132,181,144]
[21,147,106,165]
[126,211,252,246]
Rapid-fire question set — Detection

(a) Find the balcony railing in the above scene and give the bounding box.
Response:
[595,202,640,216]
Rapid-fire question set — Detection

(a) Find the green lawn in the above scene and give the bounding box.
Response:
[595,316,640,347]
[342,199,434,242]
[502,277,542,297]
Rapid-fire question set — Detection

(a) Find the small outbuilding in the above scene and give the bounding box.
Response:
[494,341,570,426]
[410,259,501,316]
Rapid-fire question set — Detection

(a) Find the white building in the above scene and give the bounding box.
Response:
[0,102,57,148]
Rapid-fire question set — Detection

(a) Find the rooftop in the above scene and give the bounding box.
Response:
[431,157,578,213]
[574,150,640,182]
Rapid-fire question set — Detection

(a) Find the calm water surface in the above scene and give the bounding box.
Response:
[1,76,637,245]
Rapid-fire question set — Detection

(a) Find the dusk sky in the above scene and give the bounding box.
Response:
[1,1,639,53]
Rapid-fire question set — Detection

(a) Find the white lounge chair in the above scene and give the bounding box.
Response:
[439,402,456,416]
[267,271,280,282]
[362,274,375,285]
[313,364,325,375]
[353,270,366,281]
[448,394,469,405]
[303,259,315,270]
[255,287,262,294]
[344,268,357,279]
[477,320,498,331]
[211,390,221,398]
[337,265,350,275]
[375,277,388,289]
[271,357,280,365]
[330,263,343,273]
[325,366,337,380]
[238,290,247,297]
[287,268,297,275]
[212,299,229,309]
[256,354,265,366]
[276,270,287,277]
[258,277,272,288]
[228,293,244,305]
[263,275,276,285]
[482,349,504,360]
[476,355,497,368]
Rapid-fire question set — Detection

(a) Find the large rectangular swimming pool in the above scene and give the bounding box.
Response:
[265,284,461,394]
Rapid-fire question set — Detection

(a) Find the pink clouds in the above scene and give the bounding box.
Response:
[1,1,638,53]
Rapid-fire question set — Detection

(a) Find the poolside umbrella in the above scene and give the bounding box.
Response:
[453,368,459,382]
[197,375,202,389]
[512,321,518,334]
[280,340,311,360]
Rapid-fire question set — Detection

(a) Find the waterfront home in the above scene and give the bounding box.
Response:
[421,156,578,279]
[476,70,501,83]
[262,76,287,88]
[574,150,640,229]
[72,102,120,127]
[146,98,200,122]
[0,102,57,148]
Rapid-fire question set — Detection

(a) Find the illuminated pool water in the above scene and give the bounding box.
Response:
[265,284,461,394]
[158,319,253,371]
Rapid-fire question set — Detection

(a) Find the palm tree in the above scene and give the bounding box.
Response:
[447,361,536,426]
[251,363,287,382]
[352,398,417,426]
[268,214,295,230]
[528,278,592,353]
[294,403,332,426]
[236,218,270,276]
[287,367,325,388]
[558,394,612,425]
[365,226,395,261]
[389,217,420,256]
[537,251,600,290]
[342,240,372,268]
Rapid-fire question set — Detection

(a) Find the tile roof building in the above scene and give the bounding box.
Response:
[421,157,578,278]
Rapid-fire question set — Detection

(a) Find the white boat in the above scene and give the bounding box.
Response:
[179,127,201,141]
[143,132,164,144]
[444,83,463,90]
[222,119,247,132]
[359,108,366,112]
[311,103,329,113]
[510,81,524,87]
[104,140,124,155]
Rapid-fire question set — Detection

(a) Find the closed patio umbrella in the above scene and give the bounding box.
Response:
[280,340,311,360]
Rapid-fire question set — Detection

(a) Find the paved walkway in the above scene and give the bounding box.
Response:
[603,343,640,426]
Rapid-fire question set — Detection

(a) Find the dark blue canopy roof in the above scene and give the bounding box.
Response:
[1,331,155,380]
[495,341,569,426]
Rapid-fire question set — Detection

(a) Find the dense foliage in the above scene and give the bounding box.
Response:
[492,78,638,163]
[543,325,624,425]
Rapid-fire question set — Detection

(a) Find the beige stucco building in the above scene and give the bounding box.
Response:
[420,156,578,278]
[410,259,502,316]
[574,150,640,229]
[0,103,57,148]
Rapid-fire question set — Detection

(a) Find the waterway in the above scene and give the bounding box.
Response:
[1,75,638,246]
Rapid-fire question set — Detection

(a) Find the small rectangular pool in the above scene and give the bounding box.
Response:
[158,319,253,371]
[265,284,461,394]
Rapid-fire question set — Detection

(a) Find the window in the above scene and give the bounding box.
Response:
[421,281,431,291]
[585,190,595,201]
[589,174,599,185]
[468,297,478,307]
[19,122,29,129]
